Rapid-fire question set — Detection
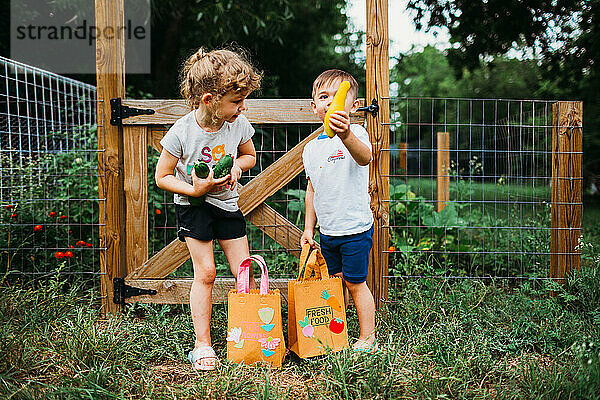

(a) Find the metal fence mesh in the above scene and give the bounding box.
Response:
[0,56,102,277]
[385,97,568,297]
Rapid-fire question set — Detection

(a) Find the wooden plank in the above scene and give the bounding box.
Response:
[365,0,390,308]
[124,278,291,304]
[436,132,450,212]
[95,0,126,315]
[247,205,304,258]
[127,239,189,280]
[123,126,149,275]
[122,99,365,125]
[550,101,583,282]
[238,126,322,215]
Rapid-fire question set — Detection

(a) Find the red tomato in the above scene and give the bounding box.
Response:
[388,246,396,252]
[64,251,73,258]
[34,225,43,232]
[49,211,57,218]
[76,240,86,247]
[329,318,345,334]
[55,251,64,259]
[155,208,161,215]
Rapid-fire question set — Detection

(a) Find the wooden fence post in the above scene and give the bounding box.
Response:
[398,142,408,176]
[551,101,583,282]
[437,132,450,212]
[96,0,126,315]
[365,0,390,308]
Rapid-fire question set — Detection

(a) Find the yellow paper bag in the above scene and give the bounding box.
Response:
[227,255,285,367]
[288,244,349,358]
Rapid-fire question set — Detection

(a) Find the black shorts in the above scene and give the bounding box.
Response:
[174,202,246,242]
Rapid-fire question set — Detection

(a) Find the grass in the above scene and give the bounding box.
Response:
[1,264,600,399]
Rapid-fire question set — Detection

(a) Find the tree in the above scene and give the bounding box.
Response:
[406,0,600,182]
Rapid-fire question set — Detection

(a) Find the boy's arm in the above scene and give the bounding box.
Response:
[155,149,228,197]
[300,179,317,247]
[327,111,372,166]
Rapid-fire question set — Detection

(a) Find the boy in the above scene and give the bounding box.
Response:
[300,69,377,352]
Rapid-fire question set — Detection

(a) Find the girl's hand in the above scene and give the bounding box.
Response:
[227,162,243,191]
[191,167,230,197]
[327,110,351,139]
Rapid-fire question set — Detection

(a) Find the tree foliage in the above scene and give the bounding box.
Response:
[406,0,600,181]
[129,0,364,98]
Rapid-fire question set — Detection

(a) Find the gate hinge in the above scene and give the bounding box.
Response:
[113,277,157,305]
[357,98,379,118]
[110,97,155,126]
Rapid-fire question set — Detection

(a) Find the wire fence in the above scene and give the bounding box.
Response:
[0,56,102,277]
[0,57,580,295]
[385,97,578,294]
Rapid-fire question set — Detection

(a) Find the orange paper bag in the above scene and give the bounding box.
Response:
[288,245,349,358]
[227,255,285,367]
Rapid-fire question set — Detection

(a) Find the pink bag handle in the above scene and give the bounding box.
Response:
[236,255,269,295]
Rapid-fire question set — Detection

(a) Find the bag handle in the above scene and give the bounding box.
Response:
[237,255,269,295]
[298,244,330,281]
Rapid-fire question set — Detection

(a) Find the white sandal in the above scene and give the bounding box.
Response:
[188,345,218,371]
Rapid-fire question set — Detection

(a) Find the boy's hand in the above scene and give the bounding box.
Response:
[327,110,351,139]
[300,229,316,248]
[191,167,230,197]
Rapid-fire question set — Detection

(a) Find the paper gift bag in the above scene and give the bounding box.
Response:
[227,255,285,367]
[288,244,349,358]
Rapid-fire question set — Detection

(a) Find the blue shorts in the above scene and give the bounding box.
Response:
[319,225,374,284]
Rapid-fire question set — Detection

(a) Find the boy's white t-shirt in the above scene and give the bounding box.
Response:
[159,111,254,212]
[302,124,374,236]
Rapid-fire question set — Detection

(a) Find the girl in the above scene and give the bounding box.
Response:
[155,47,262,371]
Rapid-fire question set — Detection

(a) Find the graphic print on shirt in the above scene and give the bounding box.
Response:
[185,143,226,175]
[327,149,345,163]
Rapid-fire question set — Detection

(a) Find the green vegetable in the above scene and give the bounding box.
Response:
[213,154,234,179]
[189,160,210,206]
[194,161,210,179]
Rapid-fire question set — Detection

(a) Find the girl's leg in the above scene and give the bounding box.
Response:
[344,280,376,346]
[185,237,217,349]
[218,236,256,290]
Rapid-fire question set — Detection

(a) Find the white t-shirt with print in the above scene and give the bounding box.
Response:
[159,111,254,212]
[302,124,374,236]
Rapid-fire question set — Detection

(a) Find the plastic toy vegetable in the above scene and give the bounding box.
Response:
[323,80,351,138]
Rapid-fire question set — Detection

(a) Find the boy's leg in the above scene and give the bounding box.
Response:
[344,280,376,345]
[185,237,217,349]
[219,236,256,290]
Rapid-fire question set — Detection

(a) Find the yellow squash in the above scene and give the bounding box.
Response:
[323,80,351,138]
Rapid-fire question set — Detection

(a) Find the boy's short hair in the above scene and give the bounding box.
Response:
[312,69,359,102]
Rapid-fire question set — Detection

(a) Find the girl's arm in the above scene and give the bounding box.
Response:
[155,149,228,197]
[229,139,257,188]
[300,180,317,247]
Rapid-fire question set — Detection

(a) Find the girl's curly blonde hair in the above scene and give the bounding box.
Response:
[180,47,262,112]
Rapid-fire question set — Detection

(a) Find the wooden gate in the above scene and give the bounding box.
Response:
[115,99,365,305]
[95,0,390,315]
